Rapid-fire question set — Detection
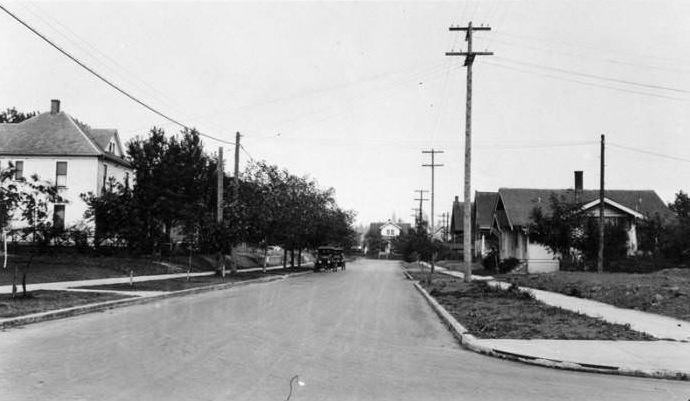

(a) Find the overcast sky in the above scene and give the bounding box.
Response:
[2,1,690,227]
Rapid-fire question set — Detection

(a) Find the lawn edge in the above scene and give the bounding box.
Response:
[402,266,689,382]
[0,271,312,331]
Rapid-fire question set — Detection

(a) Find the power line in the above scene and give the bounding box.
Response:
[18,3,184,113]
[609,142,690,163]
[497,56,690,95]
[485,60,690,102]
[0,4,234,146]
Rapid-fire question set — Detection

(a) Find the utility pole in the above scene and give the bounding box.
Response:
[422,149,444,236]
[217,147,224,223]
[447,21,493,282]
[234,132,241,203]
[216,147,225,276]
[438,212,448,242]
[414,190,429,230]
[598,134,605,273]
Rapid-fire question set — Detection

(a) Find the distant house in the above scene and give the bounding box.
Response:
[491,185,673,273]
[366,220,412,257]
[0,100,132,232]
[450,192,498,258]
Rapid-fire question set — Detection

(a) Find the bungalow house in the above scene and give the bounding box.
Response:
[450,191,498,258]
[366,220,411,257]
[491,180,673,273]
[0,100,132,233]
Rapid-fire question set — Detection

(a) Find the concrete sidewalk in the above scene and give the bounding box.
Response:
[413,265,690,380]
[0,265,302,295]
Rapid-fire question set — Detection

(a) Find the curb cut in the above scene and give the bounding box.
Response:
[0,271,312,331]
[405,267,689,381]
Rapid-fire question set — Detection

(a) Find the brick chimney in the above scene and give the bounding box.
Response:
[574,171,583,202]
[50,99,60,114]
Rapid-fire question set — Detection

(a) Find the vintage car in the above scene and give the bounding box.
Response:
[314,246,346,272]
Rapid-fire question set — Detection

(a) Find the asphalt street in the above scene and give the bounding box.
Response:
[0,259,687,400]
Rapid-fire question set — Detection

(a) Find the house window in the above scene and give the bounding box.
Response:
[108,141,115,153]
[56,162,67,187]
[14,161,23,180]
[53,204,65,232]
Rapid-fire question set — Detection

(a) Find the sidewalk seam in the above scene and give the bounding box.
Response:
[405,266,689,381]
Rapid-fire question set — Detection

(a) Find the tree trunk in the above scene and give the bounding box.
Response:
[217,251,225,278]
[262,245,268,273]
[298,249,302,268]
[230,247,237,274]
[283,248,288,268]
[290,248,295,268]
[22,272,27,297]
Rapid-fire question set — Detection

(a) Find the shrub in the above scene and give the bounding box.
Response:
[482,249,499,271]
[498,257,522,274]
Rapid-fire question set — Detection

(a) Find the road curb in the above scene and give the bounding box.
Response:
[0,271,311,331]
[407,268,689,381]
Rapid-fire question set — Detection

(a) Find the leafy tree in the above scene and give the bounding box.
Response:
[393,222,442,263]
[0,164,65,297]
[0,108,37,123]
[528,193,585,264]
[637,212,666,257]
[657,190,690,261]
[578,218,629,262]
[81,177,138,248]
[364,228,383,256]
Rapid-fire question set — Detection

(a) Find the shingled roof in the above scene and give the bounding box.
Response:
[474,191,498,230]
[0,107,130,167]
[497,188,673,228]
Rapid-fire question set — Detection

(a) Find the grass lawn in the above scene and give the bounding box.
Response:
[78,267,313,292]
[409,270,653,340]
[0,254,206,286]
[0,290,132,318]
[500,269,690,322]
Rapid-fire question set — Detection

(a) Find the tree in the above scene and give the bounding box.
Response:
[657,190,690,261]
[122,127,215,253]
[364,229,383,256]
[1,164,65,297]
[528,193,585,266]
[0,108,37,123]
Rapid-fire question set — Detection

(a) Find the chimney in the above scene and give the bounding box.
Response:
[574,171,583,202]
[50,99,60,114]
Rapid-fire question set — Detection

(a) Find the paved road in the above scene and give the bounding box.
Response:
[0,260,687,400]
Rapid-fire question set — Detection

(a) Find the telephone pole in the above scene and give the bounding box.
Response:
[422,149,444,236]
[217,147,224,223]
[216,147,225,276]
[414,190,429,229]
[446,21,493,282]
[234,132,241,203]
[598,134,605,273]
[438,212,449,242]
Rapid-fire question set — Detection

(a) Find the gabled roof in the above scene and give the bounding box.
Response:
[0,111,131,168]
[450,198,465,233]
[497,188,673,227]
[475,191,498,229]
[368,220,412,236]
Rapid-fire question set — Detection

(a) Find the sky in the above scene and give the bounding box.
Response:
[2,0,690,228]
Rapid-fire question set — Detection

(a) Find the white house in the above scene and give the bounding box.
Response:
[491,186,673,273]
[366,220,411,257]
[0,100,132,232]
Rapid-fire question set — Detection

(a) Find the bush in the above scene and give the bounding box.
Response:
[482,249,499,271]
[498,257,522,274]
